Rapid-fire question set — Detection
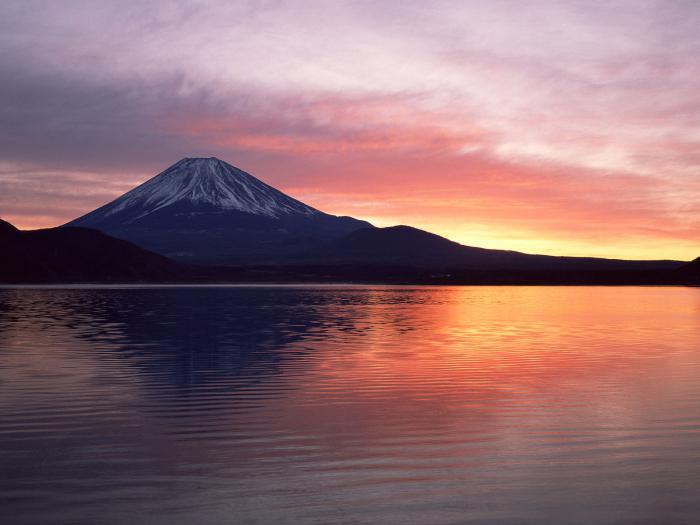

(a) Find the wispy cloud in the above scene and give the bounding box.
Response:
[1,0,699,259]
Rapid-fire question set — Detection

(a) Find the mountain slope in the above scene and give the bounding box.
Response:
[0,217,687,284]
[0,219,181,283]
[66,157,371,264]
[313,225,684,271]
[677,257,700,280]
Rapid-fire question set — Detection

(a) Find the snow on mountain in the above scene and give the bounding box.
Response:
[65,157,372,264]
[94,157,320,223]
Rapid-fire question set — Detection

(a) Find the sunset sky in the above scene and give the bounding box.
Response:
[1,0,699,260]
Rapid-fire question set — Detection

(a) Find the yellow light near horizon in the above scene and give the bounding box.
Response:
[5,211,699,262]
[353,214,699,262]
[437,224,698,262]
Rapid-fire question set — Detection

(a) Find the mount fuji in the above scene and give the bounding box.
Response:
[66,157,372,264]
[62,156,686,279]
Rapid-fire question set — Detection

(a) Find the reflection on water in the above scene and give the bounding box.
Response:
[1,286,700,524]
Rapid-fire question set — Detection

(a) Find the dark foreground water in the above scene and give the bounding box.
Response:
[1,286,700,525]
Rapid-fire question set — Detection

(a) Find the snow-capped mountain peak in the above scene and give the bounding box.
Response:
[91,157,320,223]
[65,156,372,264]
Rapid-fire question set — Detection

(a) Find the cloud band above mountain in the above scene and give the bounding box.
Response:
[1,0,699,260]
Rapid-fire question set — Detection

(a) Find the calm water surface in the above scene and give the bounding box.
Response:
[1,286,700,524]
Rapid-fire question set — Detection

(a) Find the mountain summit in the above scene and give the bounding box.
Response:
[66,157,371,263]
[80,157,320,222]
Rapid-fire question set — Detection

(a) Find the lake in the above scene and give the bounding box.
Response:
[1,285,700,524]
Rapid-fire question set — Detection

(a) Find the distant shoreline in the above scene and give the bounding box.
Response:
[0,282,695,289]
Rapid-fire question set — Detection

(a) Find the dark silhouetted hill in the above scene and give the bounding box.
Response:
[0,219,182,283]
[312,225,683,271]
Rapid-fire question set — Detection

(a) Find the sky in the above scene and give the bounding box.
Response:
[1,0,699,260]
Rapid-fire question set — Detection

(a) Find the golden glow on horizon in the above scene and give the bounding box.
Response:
[359,218,698,262]
[4,201,699,263]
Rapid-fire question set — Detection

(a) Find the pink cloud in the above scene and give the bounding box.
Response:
[2,0,700,260]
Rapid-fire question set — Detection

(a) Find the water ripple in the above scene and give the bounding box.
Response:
[1,286,700,524]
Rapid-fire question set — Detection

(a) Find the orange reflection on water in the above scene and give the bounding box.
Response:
[269,287,700,451]
[3,286,700,524]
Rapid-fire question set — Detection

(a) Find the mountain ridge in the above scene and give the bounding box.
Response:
[0,217,693,284]
[59,156,692,274]
[312,225,683,270]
